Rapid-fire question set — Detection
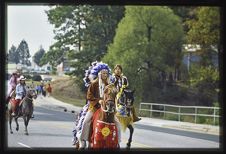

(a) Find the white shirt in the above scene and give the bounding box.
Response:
[15,83,26,100]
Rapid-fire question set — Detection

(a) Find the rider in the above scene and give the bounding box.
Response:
[78,62,121,148]
[11,75,27,116]
[6,71,19,104]
[112,64,141,122]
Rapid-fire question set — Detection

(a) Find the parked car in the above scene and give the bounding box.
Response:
[43,77,52,82]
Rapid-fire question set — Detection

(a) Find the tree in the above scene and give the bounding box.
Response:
[16,39,31,65]
[103,6,184,102]
[185,7,220,106]
[44,5,125,89]
[170,6,196,33]
[33,46,46,66]
[185,7,220,66]
[8,45,20,64]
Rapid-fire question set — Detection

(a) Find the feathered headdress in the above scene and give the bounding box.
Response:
[83,61,111,87]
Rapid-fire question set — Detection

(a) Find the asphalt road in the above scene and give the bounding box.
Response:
[6,104,220,150]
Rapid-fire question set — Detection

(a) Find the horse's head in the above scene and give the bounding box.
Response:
[123,89,135,107]
[101,84,117,113]
[26,88,37,100]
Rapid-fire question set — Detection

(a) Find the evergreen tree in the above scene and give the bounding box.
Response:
[16,39,31,65]
[8,45,20,64]
[33,46,46,66]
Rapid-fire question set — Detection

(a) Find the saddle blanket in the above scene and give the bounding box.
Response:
[10,98,20,106]
[92,120,118,148]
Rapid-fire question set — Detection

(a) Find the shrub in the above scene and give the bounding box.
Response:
[32,75,42,81]
[23,74,32,80]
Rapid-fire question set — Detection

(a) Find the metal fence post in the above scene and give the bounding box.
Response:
[213,108,216,125]
[178,107,181,121]
[195,107,197,123]
[150,104,152,118]
[163,105,165,119]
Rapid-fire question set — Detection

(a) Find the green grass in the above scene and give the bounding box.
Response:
[52,94,86,107]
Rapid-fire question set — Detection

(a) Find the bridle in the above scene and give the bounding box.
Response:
[24,90,37,101]
[101,99,115,113]
[101,86,116,113]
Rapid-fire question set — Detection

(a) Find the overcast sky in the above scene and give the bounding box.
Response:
[7,5,55,57]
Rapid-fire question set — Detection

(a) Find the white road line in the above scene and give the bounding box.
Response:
[18,142,32,149]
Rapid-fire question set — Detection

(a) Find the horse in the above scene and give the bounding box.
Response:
[89,84,119,149]
[8,89,37,135]
[75,84,119,149]
[115,88,135,149]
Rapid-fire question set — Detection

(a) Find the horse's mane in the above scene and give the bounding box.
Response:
[104,84,117,99]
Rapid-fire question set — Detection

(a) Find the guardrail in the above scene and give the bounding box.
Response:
[139,102,221,125]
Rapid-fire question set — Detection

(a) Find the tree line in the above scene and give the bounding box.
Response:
[7,39,31,66]
[8,39,47,67]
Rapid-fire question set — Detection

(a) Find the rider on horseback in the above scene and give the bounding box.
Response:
[111,64,141,122]
[6,71,19,104]
[78,62,121,148]
[11,75,27,117]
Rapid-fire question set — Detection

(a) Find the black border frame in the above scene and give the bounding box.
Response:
[1,0,225,154]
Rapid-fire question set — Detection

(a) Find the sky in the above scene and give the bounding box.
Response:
[7,5,55,58]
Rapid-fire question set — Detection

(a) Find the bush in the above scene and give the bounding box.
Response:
[23,74,32,80]
[32,75,42,81]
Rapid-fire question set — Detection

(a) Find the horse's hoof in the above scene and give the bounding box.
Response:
[25,132,29,135]
[78,147,85,150]
[16,127,19,131]
[75,143,79,149]
[126,146,131,150]
[126,143,131,149]
[10,131,13,134]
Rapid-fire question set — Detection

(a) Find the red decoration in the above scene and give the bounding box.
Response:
[91,120,118,148]
[10,98,19,106]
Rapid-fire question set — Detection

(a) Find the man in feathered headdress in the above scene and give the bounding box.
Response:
[78,62,121,148]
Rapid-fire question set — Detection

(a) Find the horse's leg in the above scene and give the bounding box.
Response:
[9,111,13,134]
[126,124,134,149]
[15,117,19,131]
[23,115,30,135]
[77,132,86,150]
[78,111,93,150]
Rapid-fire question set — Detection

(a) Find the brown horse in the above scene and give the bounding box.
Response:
[8,89,37,135]
[89,84,119,149]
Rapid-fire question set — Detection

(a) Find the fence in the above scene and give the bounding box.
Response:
[139,102,221,125]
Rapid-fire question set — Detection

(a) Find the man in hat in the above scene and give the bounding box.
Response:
[77,63,121,148]
[11,75,27,116]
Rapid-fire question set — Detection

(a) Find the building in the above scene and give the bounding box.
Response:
[182,44,218,71]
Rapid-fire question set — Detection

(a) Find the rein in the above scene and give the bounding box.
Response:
[25,95,33,101]
[19,93,34,106]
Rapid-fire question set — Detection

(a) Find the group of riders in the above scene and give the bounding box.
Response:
[72,62,141,149]
[6,72,51,117]
[6,62,141,148]
[6,72,27,117]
